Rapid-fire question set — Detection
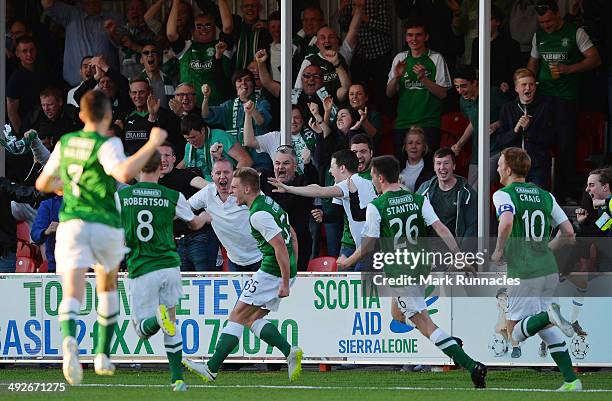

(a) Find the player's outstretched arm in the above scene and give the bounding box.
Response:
[269,234,291,297]
[267,179,343,198]
[111,127,168,183]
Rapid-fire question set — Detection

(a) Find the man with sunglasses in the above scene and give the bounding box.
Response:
[527,0,601,204]
[167,0,233,107]
[138,43,175,110]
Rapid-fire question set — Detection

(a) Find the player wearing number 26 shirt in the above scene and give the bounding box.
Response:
[116,151,209,391]
[338,155,487,388]
[35,90,168,386]
[491,147,581,392]
[183,167,303,384]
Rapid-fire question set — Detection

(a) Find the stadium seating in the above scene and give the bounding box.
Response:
[575,111,607,173]
[15,221,46,273]
[307,256,338,272]
[440,112,471,177]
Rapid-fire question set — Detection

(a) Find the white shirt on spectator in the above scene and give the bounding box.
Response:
[399,159,424,192]
[189,185,262,266]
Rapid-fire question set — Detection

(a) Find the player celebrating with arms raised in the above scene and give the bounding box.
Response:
[35,90,167,385]
[491,147,580,391]
[116,151,211,391]
[338,155,487,388]
[183,167,303,382]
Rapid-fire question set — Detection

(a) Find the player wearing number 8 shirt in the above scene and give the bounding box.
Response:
[338,155,487,388]
[491,147,581,391]
[35,90,168,386]
[183,167,303,383]
[115,151,210,391]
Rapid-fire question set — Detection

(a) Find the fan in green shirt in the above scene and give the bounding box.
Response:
[178,114,252,181]
[167,0,233,107]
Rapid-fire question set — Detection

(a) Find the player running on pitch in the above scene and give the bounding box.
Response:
[491,147,580,391]
[116,151,210,391]
[35,90,167,385]
[337,155,488,388]
[183,167,302,382]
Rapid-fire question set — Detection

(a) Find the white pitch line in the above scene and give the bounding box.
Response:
[4,383,608,393]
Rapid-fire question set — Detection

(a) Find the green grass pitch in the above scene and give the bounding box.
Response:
[1,366,612,400]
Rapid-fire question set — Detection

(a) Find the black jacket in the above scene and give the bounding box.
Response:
[497,95,554,168]
[260,162,319,270]
[21,104,83,141]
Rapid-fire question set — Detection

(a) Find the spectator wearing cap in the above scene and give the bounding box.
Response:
[527,0,601,203]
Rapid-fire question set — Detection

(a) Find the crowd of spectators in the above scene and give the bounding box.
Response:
[1,0,612,274]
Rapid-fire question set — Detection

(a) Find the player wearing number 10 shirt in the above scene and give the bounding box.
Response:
[116,151,210,391]
[491,147,581,391]
[183,167,303,383]
[35,90,168,386]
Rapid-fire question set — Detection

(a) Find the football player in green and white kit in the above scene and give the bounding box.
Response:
[183,167,303,382]
[337,155,487,388]
[492,147,580,391]
[35,90,167,385]
[116,151,211,391]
